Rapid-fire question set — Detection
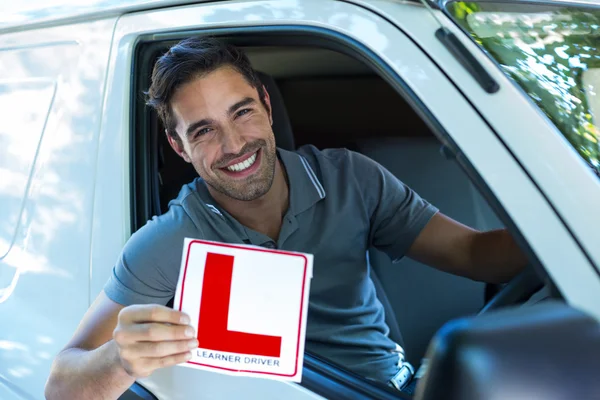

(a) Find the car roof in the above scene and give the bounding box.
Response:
[2,0,598,34]
[0,0,212,32]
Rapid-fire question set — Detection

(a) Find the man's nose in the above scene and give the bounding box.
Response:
[220,125,246,155]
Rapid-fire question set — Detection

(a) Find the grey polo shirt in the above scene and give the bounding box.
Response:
[104,145,438,382]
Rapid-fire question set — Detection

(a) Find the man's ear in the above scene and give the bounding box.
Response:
[262,85,273,126]
[166,130,192,163]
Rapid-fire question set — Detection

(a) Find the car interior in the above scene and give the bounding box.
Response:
[137,40,508,371]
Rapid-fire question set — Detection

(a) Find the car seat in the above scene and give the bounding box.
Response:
[357,137,503,366]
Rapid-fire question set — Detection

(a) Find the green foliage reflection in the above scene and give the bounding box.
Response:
[448,2,600,177]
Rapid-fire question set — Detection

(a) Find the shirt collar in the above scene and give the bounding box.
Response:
[191,147,326,243]
[277,147,327,216]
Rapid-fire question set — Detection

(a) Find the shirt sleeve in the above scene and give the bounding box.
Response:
[103,207,200,306]
[349,150,439,263]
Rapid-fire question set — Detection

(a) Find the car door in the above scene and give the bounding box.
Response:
[0,18,115,400]
[91,0,597,399]
[351,0,600,320]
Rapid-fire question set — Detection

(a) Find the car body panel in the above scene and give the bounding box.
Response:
[0,18,116,399]
[0,0,598,399]
[138,366,327,400]
[0,0,213,32]
[0,374,33,400]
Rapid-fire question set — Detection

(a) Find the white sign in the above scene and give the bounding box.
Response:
[174,238,313,382]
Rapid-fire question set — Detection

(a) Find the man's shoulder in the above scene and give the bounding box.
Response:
[294,145,361,170]
[129,184,204,252]
[294,144,350,160]
[130,208,192,249]
[294,145,377,176]
[168,177,203,208]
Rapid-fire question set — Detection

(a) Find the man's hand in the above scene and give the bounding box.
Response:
[113,304,198,378]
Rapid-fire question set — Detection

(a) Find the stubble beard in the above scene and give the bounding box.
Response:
[199,137,278,202]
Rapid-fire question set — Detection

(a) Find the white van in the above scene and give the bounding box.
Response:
[1,0,599,399]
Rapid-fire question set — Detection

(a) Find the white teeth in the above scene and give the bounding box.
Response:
[226,152,257,172]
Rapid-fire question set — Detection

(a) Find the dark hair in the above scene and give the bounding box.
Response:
[146,36,267,141]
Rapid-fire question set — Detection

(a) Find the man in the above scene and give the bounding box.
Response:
[45,37,527,399]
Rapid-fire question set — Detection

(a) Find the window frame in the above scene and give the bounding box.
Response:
[129,25,548,399]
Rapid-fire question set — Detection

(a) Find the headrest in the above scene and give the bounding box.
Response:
[257,72,295,151]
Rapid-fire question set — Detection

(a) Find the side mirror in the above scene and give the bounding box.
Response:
[416,301,600,400]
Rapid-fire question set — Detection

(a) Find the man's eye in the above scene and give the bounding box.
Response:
[196,127,212,137]
[236,109,251,117]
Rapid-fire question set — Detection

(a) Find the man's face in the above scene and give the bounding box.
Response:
[169,67,277,201]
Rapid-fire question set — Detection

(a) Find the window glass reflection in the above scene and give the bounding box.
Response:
[449,2,600,178]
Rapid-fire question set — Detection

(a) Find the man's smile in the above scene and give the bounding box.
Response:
[218,149,261,178]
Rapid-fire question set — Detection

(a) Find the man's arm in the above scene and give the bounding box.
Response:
[45,292,134,400]
[345,150,526,283]
[45,291,195,400]
[407,213,528,284]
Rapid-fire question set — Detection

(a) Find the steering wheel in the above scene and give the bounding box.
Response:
[478,266,545,314]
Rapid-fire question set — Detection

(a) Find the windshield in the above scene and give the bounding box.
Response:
[447,2,600,178]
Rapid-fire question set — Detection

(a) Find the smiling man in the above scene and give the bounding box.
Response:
[45,36,528,399]
[159,62,288,241]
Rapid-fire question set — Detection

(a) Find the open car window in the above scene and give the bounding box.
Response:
[447,1,600,178]
[132,32,537,398]
[120,1,571,396]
